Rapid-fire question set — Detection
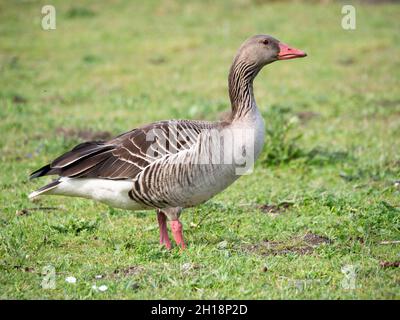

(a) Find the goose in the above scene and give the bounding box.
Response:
[29,35,306,249]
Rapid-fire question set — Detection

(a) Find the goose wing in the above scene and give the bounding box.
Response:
[30,120,214,180]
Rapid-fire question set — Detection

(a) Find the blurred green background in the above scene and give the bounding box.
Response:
[0,0,399,299]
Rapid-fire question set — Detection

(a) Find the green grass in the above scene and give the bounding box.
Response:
[1,0,399,299]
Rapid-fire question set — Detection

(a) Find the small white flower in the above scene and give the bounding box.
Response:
[217,240,228,249]
[181,263,192,273]
[65,276,76,284]
[95,275,103,279]
[98,285,108,292]
[288,116,299,126]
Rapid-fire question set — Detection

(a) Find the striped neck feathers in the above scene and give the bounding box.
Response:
[228,56,262,121]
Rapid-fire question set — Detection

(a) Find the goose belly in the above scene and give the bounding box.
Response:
[181,164,239,207]
[50,178,145,210]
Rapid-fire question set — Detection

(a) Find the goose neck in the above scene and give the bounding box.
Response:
[228,58,261,121]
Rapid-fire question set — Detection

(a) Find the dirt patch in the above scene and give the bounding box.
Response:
[16,207,61,216]
[258,202,293,217]
[244,240,313,256]
[243,233,332,256]
[56,127,113,141]
[376,99,400,109]
[149,56,167,65]
[109,266,144,278]
[303,233,332,246]
[13,94,27,104]
[296,111,320,123]
[337,57,355,66]
[380,261,400,268]
[11,265,36,273]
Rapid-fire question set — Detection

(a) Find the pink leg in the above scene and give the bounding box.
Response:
[157,210,171,249]
[170,220,186,249]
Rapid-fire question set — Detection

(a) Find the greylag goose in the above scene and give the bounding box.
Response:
[29,35,306,249]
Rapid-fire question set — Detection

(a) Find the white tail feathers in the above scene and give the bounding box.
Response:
[28,180,61,200]
[28,190,41,200]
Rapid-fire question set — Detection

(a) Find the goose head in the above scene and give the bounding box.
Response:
[235,34,307,68]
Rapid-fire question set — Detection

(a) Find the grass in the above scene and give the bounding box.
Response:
[0,0,399,299]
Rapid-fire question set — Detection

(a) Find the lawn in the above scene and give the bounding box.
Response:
[0,0,399,299]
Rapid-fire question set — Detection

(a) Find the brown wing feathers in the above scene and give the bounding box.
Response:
[29,141,115,179]
[29,126,160,180]
[30,120,215,181]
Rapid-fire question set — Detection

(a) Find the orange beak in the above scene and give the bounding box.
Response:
[278,42,307,60]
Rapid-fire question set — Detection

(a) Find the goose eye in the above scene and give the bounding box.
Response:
[262,39,269,45]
